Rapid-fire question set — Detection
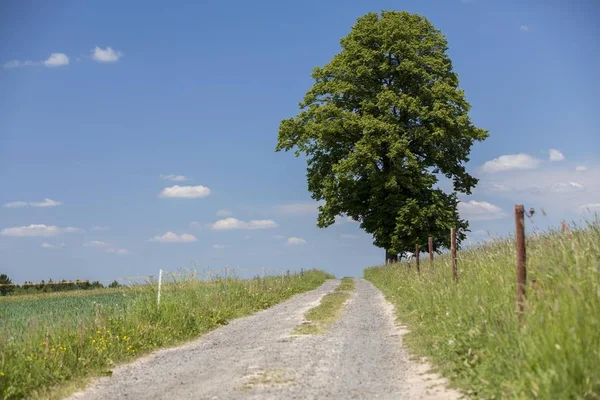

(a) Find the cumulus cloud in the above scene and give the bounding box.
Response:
[458,201,507,221]
[41,242,65,249]
[4,52,69,69]
[216,209,233,217]
[44,53,69,67]
[3,60,36,69]
[519,25,531,32]
[149,231,197,243]
[334,215,359,225]
[212,244,228,249]
[475,164,600,216]
[551,182,584,192]
[488,184,512,192]
[92,46,122,63]
[576,165,588,172]
[30,198,63,207]
[84,240,107,247]
[211,218,278,230]
[3,199,63,208]
[106,248,131,255]
[160,174,189,182]
[481,154,541,173]
[286,237,307,245]
[3,201,28,208]
[91,226,110,231]
[159,185,211,199]
[1,224,80,237]
[549,149,565,162]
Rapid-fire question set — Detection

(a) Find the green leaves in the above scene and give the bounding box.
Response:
[276,11,487,256]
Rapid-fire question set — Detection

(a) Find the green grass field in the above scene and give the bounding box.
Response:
[0,269,333,399]
[365,221,600,399]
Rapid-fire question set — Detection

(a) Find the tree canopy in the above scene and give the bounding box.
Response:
[276,11,487,260]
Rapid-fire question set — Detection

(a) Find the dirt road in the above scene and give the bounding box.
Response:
[68,279,462,400]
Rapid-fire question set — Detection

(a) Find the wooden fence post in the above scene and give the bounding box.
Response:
[428,237,433,267]
[515,205,527,320]
[415,244,420,274]
[451,228,458,282]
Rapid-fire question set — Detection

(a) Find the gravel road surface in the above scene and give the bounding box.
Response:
[68,279,463,400]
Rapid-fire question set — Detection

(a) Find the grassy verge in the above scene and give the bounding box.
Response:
[0,269,333,399]
[365,222,600,399]
[294,277,355,334]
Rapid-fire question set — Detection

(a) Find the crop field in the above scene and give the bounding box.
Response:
[0,291,135,340]
[366,221,600,399]
[0,269,333,399]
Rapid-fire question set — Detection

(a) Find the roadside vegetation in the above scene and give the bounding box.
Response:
[0,269,333,399]
[294,277,355,335]
[365,221,600,399]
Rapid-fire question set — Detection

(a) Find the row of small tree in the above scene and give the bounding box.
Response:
[0,274,121,296]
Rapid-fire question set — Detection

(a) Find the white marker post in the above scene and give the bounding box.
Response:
[157,269,163,308]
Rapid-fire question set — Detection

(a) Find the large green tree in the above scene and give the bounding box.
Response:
[276,11,487,262]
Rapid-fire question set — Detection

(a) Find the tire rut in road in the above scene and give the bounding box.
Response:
[68,278,463,400]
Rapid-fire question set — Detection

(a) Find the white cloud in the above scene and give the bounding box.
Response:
[519,25,531,32]
[91,226,110,231]
[212,244,229,249]
[211,217,278,230]
[286,237,307,245]
[334,215,359,225]
[549,149,565,162]
[340,233,358,239]
[216,209,233,217]
[475,164,600,216]
[0,224,80,237]
[277,202,321,215]
[160,174,189,182]
[3,201,28,208]
[84,240,107,247]
[4,52,69,69]
[458,201,507,221]
[106,248,131,255]
[149,231,197,243]
[44,53,69,67]
[273,235,285,240]
[91,46,122,63]
[481,154,541,173]
[3,60,36,69]
[551,182,584,192]
[41,242,65,249]
[576,165,588,172]
[159,185,211,199]
[488,184,512,192]
[30,198,63,207]
[3,198,63,208]
[580,203,600,212]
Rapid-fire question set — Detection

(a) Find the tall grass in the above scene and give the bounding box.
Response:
[0,269,333,399]
[365,221,600,399]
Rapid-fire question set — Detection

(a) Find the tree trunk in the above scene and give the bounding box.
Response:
[385,249,398,264]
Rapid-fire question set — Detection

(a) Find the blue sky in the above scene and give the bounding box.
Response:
[1,0,598,283]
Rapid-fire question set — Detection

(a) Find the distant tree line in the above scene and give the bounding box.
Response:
[0,273,121,296]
